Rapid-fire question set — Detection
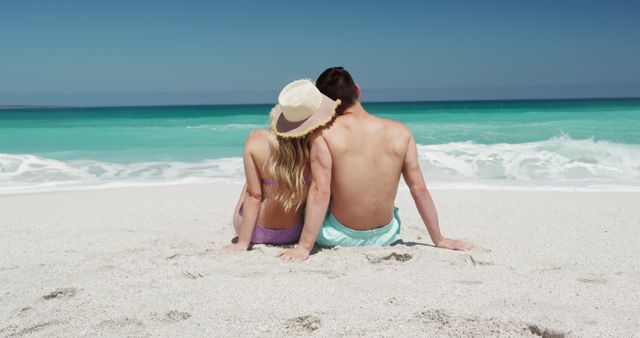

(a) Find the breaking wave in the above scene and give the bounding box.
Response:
[419,135,640,181]
[2,135,640,194]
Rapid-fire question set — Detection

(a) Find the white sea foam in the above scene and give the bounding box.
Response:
[2,135,640,194]
[419,135,640,182]
[0,154,244,194]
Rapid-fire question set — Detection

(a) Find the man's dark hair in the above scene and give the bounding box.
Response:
[316,67,358,112]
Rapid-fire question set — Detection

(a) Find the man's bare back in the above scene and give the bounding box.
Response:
[321,108,411,229]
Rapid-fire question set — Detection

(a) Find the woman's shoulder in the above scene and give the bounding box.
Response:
[244,128,270,151]
[246,128,269,141]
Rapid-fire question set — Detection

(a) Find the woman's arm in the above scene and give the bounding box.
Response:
[224,132,263,251]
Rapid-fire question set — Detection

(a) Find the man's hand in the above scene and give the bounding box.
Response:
[223,242,249,252]
[277,246,311,262]
[435,237,475,251]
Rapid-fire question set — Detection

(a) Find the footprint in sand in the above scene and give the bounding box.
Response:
[366,252,413,264]
[165,310,191,322]
[284,315,321,333]
[0,325,18,336]
[456,280,482,285]
[2,320,61,337]
[90,317,147,336]
[577,277,607,284]
[413,309,565,338]
[527,324,566,338]
[155,310,192,323]
[182,270,205,279]
[43,287,78,300]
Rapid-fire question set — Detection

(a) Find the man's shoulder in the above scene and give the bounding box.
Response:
[378,117,413,138]
[324,113,413,139]
[379,117,407,129]
[309,128,328,145]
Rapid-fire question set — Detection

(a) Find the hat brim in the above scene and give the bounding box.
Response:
[271,95,341,138]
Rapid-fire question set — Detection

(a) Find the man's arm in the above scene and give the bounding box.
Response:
[278,133,332,261]
[402,135,474,251]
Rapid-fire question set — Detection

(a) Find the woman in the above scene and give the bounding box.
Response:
[224,79,340,251]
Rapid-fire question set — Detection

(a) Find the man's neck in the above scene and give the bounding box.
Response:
[342,102,368,116]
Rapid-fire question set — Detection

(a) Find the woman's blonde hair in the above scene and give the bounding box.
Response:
[266,131,310,212]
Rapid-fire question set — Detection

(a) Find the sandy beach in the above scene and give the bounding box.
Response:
[1,183,639,337]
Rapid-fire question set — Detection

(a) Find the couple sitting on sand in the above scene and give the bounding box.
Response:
[224,67,473,261]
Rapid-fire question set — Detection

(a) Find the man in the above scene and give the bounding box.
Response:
[278,67,474,261]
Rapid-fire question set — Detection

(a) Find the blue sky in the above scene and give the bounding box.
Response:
[1,0,639,105]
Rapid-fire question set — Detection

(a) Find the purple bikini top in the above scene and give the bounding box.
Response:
[262,178,276,185]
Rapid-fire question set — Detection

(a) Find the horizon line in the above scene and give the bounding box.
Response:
[1,95,640,110]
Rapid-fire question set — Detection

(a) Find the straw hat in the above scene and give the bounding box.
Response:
[270,79,340,137]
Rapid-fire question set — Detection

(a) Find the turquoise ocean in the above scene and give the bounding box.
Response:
[1,99,640,194]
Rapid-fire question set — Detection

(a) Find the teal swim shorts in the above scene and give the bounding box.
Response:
[316,207,401,247]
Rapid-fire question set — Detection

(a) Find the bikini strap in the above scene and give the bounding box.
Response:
[262,178,276,185]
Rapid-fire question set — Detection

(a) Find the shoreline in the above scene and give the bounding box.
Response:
[1,183,639,336]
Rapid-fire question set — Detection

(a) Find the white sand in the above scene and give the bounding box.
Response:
[1,183,639,337]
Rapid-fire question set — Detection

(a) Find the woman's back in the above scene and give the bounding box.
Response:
[246,129,304,229]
